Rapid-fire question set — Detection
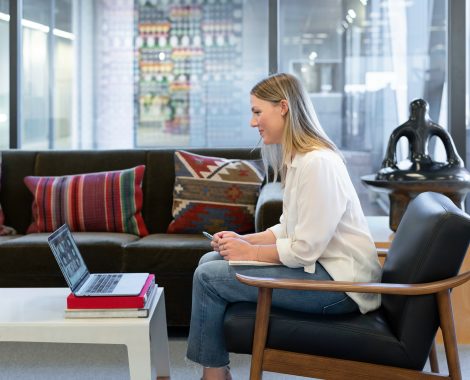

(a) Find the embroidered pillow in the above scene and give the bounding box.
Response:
[24,166,149,236]
[0,153,16,236]
[167,151,265,234]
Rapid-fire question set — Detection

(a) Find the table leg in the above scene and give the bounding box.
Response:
[151,291,171,378]
[127,336,154,380]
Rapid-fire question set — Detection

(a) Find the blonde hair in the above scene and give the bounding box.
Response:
[250,73,340,183]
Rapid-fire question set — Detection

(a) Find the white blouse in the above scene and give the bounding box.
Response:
[268,149,382,314]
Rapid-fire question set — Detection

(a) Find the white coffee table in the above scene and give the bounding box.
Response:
[0,287,170,380]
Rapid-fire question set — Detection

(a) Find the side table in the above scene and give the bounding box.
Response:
[362,176,470,231]
[0,287,170,380]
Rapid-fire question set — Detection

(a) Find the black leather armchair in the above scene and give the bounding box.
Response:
[224,192,470,379]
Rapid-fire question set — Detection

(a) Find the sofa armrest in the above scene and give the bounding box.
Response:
[255,182,283,232]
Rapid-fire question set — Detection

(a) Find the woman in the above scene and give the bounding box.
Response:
[186,73,382,380]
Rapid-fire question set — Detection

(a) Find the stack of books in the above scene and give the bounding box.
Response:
[65,274,157,318]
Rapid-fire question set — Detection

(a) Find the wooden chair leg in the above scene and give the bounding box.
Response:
[436,290,461,380]
[429,339,440,373]
[250,287,273,380]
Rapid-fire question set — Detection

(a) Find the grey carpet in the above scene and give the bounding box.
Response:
[0,339,468,379]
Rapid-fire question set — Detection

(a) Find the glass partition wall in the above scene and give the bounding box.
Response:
[7,0,75,149]
[279,0,448,213]
[72,0,267,149]
[5,0,466,215]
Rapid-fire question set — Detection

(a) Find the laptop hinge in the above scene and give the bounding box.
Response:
[74,273,90,293]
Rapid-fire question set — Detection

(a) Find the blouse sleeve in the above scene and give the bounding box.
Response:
[276,156,349,270]
[268,212,286,238]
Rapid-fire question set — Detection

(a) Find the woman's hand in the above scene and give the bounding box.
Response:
[218,236,257,261]
[211,231,243,252]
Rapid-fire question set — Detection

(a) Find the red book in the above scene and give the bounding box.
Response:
[67,274,156,309]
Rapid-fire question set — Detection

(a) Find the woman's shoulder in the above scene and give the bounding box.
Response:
[301,148,343,166]
[294,150,347,179]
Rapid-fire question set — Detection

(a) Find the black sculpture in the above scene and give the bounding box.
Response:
[377,99,464,181]
[362,99,470,231]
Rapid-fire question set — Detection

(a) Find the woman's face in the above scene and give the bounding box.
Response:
[250,95,287,145]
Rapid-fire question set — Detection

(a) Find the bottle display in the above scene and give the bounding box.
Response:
[135,0,244,147]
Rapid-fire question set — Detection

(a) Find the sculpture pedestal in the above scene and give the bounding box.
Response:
[361,175,470,231]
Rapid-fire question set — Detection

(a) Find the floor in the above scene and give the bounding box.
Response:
[0,336,468,379]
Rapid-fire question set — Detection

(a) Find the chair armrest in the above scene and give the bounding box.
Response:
[236,270,470,296]
[255,182,283,232]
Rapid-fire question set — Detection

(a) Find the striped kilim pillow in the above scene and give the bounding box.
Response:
[167,151,265,234]
[24,166,148,236]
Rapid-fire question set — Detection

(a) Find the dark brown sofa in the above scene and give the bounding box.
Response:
[0,148,282,327]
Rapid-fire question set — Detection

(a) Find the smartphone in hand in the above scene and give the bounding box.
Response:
[202,231,213,240]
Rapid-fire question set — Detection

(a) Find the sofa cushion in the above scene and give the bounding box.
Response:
[0,153,17,236]
[24,166,149,236]
[123,233,212,272]
[167,150,265,234]
[123,233,213,326]
[0,235,23,243]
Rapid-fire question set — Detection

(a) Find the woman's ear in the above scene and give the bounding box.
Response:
[280,100,289,116]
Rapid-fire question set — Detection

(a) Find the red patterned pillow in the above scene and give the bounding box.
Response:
[0,153,16,236]
[167,151,265,234]
[24,166,149,236]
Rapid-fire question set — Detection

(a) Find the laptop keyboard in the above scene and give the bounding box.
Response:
[86,274,122,294]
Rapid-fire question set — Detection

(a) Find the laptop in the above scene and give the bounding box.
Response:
[48,224,148,297]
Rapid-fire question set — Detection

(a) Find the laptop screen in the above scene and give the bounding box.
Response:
[48,224,89,291]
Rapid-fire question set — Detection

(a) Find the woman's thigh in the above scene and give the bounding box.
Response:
[195,255,357,315]
[234,263,356,315]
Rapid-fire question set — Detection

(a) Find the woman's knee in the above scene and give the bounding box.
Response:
[198,251,223,266]
[193,259,229,288]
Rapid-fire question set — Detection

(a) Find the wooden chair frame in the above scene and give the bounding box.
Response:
[236,269,470,380]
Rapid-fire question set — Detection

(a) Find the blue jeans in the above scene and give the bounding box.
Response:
[186,251,358,367]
